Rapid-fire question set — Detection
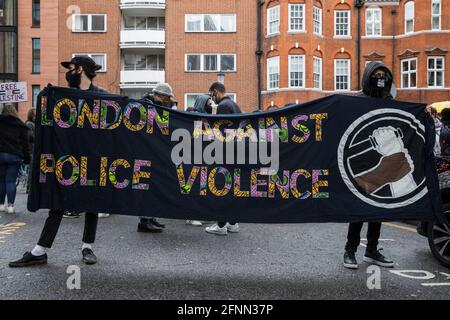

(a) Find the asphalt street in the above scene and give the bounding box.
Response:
[0,190,449,300]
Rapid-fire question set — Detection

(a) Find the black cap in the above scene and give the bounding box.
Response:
[61,56,102,72]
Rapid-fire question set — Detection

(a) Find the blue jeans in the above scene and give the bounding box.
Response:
[0,152,23,205]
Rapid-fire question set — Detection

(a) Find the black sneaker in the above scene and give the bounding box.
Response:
[363,249,394,268]
[148,218,165,229]
[138,222,163,233]
[343,251,358,269]
[82,248,97,265]
[63,211,81,218]
[9,252,47,268]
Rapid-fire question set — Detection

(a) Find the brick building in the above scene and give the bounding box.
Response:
[262,0,450,109]
[166,0,259,112]
[17,0,58,119]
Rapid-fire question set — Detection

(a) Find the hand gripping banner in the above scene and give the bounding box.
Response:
[28,86,442,223]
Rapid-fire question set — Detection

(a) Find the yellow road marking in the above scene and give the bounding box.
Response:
[383,222,417,233]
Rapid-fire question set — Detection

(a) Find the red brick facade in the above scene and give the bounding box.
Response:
[262,0,450,109]
[166,0,259,112]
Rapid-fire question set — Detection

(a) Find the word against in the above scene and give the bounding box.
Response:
[177,304,274,318]
[66,265,81,290]
[390,270,450,287]
[367,265,382,290]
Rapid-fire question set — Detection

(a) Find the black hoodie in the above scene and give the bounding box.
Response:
[359,61,394,99]
[0,115,31,163]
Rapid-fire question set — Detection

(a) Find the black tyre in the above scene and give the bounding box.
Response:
[427,204,450,268]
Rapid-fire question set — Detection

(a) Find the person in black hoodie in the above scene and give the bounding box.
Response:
[343,61,395,269]
[9,56,105,268]
[0,105,31,214]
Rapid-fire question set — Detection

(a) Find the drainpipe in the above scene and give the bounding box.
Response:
[355,0,365,91]
[256,0,264,110]
[391,9,397,85]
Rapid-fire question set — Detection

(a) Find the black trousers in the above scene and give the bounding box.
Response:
[345,222,381,253]
[37,210,98,248]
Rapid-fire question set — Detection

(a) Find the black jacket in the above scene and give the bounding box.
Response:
[0,115,31,164]
[217,96,242,114]
[141,93,174,108]
[358,61,393,99]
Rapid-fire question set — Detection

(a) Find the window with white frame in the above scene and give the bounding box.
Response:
[185,93,236,110]
[185,14,236,32]
[289,55,305,88]
[313,56,322,90]
[267,5,280,36]
[366,8,382,36]
[185,54,236,72]
[428,56,444,87]
[124,16,165,30]
[289,4,305,32]
[432,0,441,30]
[73,53,107,72]
[313,6,322,35]
[334,59,350,91]
[401,58,417,88]
[73,14,106,32]
[267,56,280,90]
[404,1,414,34]
[123,54,165,71]
[335,10,350,37]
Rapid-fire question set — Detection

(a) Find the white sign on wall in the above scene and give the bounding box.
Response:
[0,82,28,104]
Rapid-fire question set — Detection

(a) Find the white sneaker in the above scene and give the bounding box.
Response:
[98,213,110,218]
[6,205,15,214]
[205,224,228,235]
[225,223,239,233]
[0,204,5,212]
[186,220,203,226]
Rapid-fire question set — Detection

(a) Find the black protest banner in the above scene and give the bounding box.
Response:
[28,86,441,223]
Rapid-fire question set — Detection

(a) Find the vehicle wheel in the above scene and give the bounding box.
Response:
[427,204,450,268]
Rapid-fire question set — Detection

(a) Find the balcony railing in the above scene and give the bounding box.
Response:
[120,29,165,49]
[120,0,165,10]
[120,70,165,89]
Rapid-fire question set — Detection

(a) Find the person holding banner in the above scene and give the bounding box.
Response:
[205,82,242,236]
[136,83,176,233]
[9,56,105,268]
[343,61,396,269]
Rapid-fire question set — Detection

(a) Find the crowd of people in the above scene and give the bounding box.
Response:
[0,56,440,270]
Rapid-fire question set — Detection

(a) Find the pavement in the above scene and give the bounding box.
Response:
[0,189,450,300]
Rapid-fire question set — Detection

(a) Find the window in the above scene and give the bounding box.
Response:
[124,16,165,30]
[185,14,236,32]
[32,38,40,73]
[405,1,414,34]
[335,10,350,37]
[32,85,40,108]
[334,59,350,91]
[289,4,305,32]
[123,54,165,71]
[267,6,280,36]
[428,56,444,88]
[73,53,107,72]
[366,8,381,36]
[185,93,236,110]
[0,0,17,26]
[185,54,236,72]
[0,32,16,74]
[313,7,322,35]
[401,58,417,88]
[289,55,305,88]
[32,0,40,28]
[267,56,280,90]
[432,0,441,30]
[73,14,106,32]
[313,56,322,90]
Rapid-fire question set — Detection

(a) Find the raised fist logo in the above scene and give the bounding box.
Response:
[354,126,417,197]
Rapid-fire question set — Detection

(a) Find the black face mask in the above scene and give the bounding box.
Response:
[66,70,82,88]
[369,76,387,98]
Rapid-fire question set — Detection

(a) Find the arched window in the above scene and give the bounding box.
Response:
[267,51,280,90]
